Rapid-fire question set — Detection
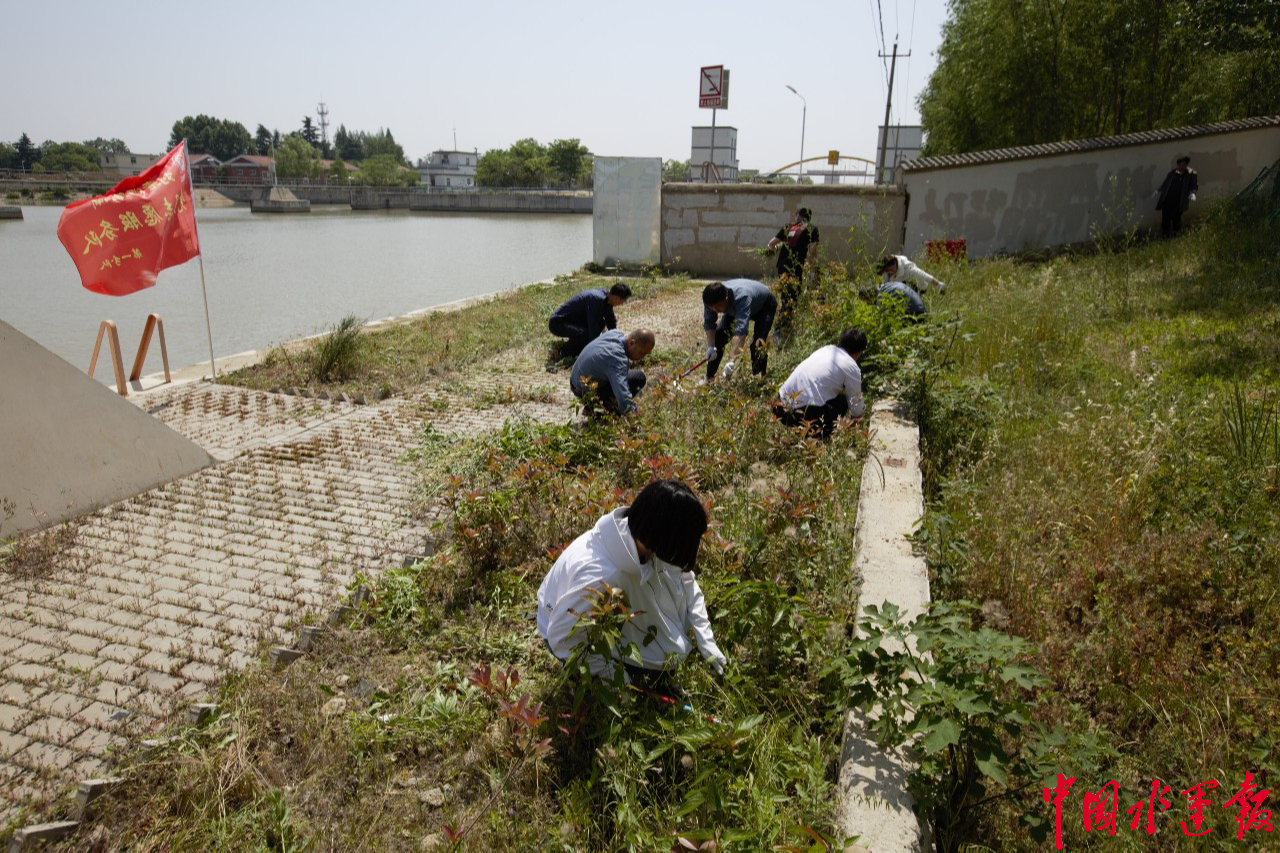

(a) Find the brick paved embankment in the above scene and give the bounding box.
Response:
[0,287,705,824]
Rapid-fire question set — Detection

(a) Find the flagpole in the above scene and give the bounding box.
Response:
[183,139,218,381]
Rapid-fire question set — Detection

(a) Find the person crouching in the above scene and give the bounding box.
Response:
[536,479,727,686]
[772,328,867,438]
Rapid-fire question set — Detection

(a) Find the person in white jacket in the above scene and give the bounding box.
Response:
[877,254,946,293]
[536,479,727,682]
[773,328,867,438]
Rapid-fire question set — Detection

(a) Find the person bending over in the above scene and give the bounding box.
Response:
[549,281,632,360]
[773,328,867,438]
[536,479,727,684]
[569,328,654,416]
[702,279,778,380]
[877,254,946,294]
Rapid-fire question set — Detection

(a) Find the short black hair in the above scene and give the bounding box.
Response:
[702,282,728,308]
[876,256,899,275]
[624,479,708,571]
[837,328,868,355]
[1176,156,1191,165]
[797,207,812,222]
[609,282,632,299]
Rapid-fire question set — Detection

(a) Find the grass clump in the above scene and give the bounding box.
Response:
[311,314,364,383]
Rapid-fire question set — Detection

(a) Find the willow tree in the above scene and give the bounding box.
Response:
[918,0,1280,156]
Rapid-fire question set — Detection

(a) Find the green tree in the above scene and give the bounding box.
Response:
[300,116,319,147]
[547,138,591,187]
[662,158,691,182]
[334,124,364,162]
[274,133,322,180]
[475,138,549,187]
[0,142,17,170]
[169,115,252,162]
[363,128,406,165]
[37,140,100,172]
[357,154,415,186]
[15,133,38,171]
[82,137,130,154]
[918,0,1280,156]
[328,156,350,183]
[255,124,273,156]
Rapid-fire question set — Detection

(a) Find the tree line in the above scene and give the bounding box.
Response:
[919,0,1280,155]
[0,134,131,172]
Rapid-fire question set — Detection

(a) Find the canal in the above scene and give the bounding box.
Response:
[0,205,592,375]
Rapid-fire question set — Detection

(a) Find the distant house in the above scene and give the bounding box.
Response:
[189,153,222,183]
[100,152,161,176]
[419,150,478,188]
[222,154,275,184]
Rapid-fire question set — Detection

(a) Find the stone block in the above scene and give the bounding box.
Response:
[698,226,742,243]
[269,647,305,669]
[7,821,80,850]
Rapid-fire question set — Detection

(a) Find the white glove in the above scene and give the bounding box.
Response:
[1151,191,1159,198]
[936,281,947,294]
[709,655,726,676]
[1189,193,1196,202]
[722,360,736,379]
[705,345,718,361]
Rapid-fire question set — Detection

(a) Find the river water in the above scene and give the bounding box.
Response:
[0,205,592,375]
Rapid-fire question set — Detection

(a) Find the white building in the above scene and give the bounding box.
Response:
[100,152,161,176]
[419,150,478,188]
[690,126,738,183]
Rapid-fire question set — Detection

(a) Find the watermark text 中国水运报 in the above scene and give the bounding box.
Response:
[1041,771,1272,848]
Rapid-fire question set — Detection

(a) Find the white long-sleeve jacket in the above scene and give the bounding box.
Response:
[536,508,726,675]
[883,254,943,292]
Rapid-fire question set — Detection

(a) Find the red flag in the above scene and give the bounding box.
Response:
[56,141,201,296]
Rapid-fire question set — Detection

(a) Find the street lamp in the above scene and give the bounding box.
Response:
[785,85,807,182]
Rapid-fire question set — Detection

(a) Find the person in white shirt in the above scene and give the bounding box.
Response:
[772,328,867,438]
[877,254,946,293]
[536,479,726,685]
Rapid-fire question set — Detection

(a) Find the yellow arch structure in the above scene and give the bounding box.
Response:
[768,154,877,176]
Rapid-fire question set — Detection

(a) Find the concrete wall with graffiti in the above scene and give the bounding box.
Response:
[899,123,1280,258]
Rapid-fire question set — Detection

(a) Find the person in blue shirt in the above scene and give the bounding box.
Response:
[701,279,778,380]
[570,328,655,416]
[549,282,632,360]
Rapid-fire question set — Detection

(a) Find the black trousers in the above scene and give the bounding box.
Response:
[773,394,849,438]
[1160,205,1184,237]
[548,316,590,358]
[707,294,777,379]
[578,369,646,415]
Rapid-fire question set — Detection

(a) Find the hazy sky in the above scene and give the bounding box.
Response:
[2,0,947,176]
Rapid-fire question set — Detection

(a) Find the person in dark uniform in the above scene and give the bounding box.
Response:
[1154,156,1198,237]
[549,281,632,359]
[766,207,819,331]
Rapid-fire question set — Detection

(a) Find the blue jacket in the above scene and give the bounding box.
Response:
[570,329,637,413]
[703,279,773,336]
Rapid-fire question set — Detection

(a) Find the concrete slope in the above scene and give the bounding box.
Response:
[0,320,214,537]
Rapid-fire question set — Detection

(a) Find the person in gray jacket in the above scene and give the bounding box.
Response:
[537,478,726,682]
[702,279,778,380]
[570,328,655,416]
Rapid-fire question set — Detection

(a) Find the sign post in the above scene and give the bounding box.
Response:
[699,65,730,182]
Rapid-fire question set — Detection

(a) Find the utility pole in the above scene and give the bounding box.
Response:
[876,41,910,185]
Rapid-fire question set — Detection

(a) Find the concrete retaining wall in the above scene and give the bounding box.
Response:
[660,183,905,278]
[0,321,214,537]
[900,122,1280,258]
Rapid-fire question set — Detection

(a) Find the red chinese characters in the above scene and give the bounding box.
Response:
[56,141,200,296]
[1039,773,1272,846]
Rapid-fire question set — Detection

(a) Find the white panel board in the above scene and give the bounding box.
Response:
[592,157,662,269]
